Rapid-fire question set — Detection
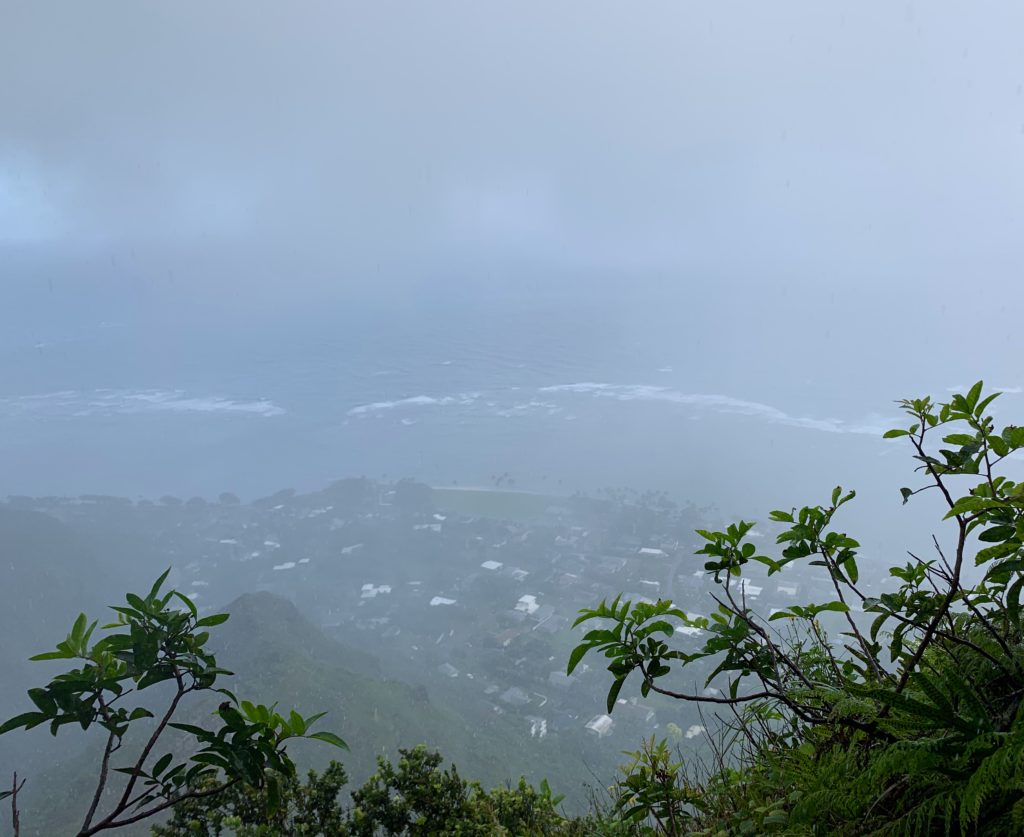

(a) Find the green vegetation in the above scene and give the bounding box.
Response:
[430,486,562,521]
[154,746,597,836]
[1,588,603,834]
[0,572,346,836]
[571,382,1024,834]
[5,382,1023,836]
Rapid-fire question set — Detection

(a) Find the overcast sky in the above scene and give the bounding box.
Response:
[3,2,1023,278]
[1,2,1022,507]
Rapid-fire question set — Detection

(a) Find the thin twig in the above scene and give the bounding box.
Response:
[10,772,25,837]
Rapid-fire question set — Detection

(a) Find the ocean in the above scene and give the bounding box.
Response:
[0,271,983,560]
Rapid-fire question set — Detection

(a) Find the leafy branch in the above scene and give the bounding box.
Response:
[0,570,348,836]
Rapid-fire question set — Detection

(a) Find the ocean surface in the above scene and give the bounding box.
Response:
[2,269,1013,560]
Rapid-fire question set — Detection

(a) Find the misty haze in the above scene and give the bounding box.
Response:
[2,3,1023,836]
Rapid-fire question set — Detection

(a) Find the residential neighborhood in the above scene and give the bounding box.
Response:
[6,477,894,761]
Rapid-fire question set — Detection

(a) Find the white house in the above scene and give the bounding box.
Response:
[585,714,615,738]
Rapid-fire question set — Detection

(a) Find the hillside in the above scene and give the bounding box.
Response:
[0,508,113,781]
[9,590,601,835]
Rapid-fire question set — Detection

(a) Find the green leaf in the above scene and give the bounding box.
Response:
[29,649,76,661]
[567,644,591,675]
[125,593,148,613]
[842,557,859,584]
[152,752,173,778]
[266,771,282,814]
[195,613,230,628]
[606,676,626,714]
[976,540,1021,565]
[883,429,910,439]
[190,752,231,771]
[978,525,1016,543]
[966,380,984,410]
[975,391,1000,416]
[944,495,1001,519]
[173,591,198,617]
[169,723,213,739]
[0,712,49,734]
[1002,426,1024,449]
[303,711,328,733]
[306,730,349,750]
[27,688,56,714]
[148,568,172,601]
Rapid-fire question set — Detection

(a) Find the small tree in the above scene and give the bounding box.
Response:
[569,381,1024,834]
[153,761,349,836]
[0,570,347,836]
[152,746,591,837]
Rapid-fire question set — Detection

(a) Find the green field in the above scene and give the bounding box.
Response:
[430,486,568,521]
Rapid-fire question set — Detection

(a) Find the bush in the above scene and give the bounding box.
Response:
[570,382,1024,835]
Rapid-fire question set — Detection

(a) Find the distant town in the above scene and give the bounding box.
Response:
[6,478,899,763]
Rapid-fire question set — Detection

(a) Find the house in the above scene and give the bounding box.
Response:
[638,547,667,557]
[531,603,556,623]
[437,662,460,678]
[495,628,522,648]
[737,578,763,598]
[500,686,532,707]
[618,698,657,726]
[534,614,568,635]
[585,714,615,738]
[548,671,576,690]
[595,556,628,576]
[515,595,540,615]
[554,572,581,590]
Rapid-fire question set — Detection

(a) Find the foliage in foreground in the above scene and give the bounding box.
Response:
[571,381,1024,835]
[154,745,602,836]
[0,570,347,836]
[6,381,1023,836]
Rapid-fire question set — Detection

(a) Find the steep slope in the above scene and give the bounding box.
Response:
[0,508,112,780]
[213,592,595,802]
[11,592,596,835]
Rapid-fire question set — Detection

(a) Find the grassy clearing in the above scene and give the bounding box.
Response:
[430,487,567,521]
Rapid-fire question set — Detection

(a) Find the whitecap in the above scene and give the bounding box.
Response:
[540,383,894,436]
[0,388,285,418]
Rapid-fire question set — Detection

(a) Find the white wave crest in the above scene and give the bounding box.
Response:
[0,389,285,418]
[347,392,480,416]
[539,383,891,435]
